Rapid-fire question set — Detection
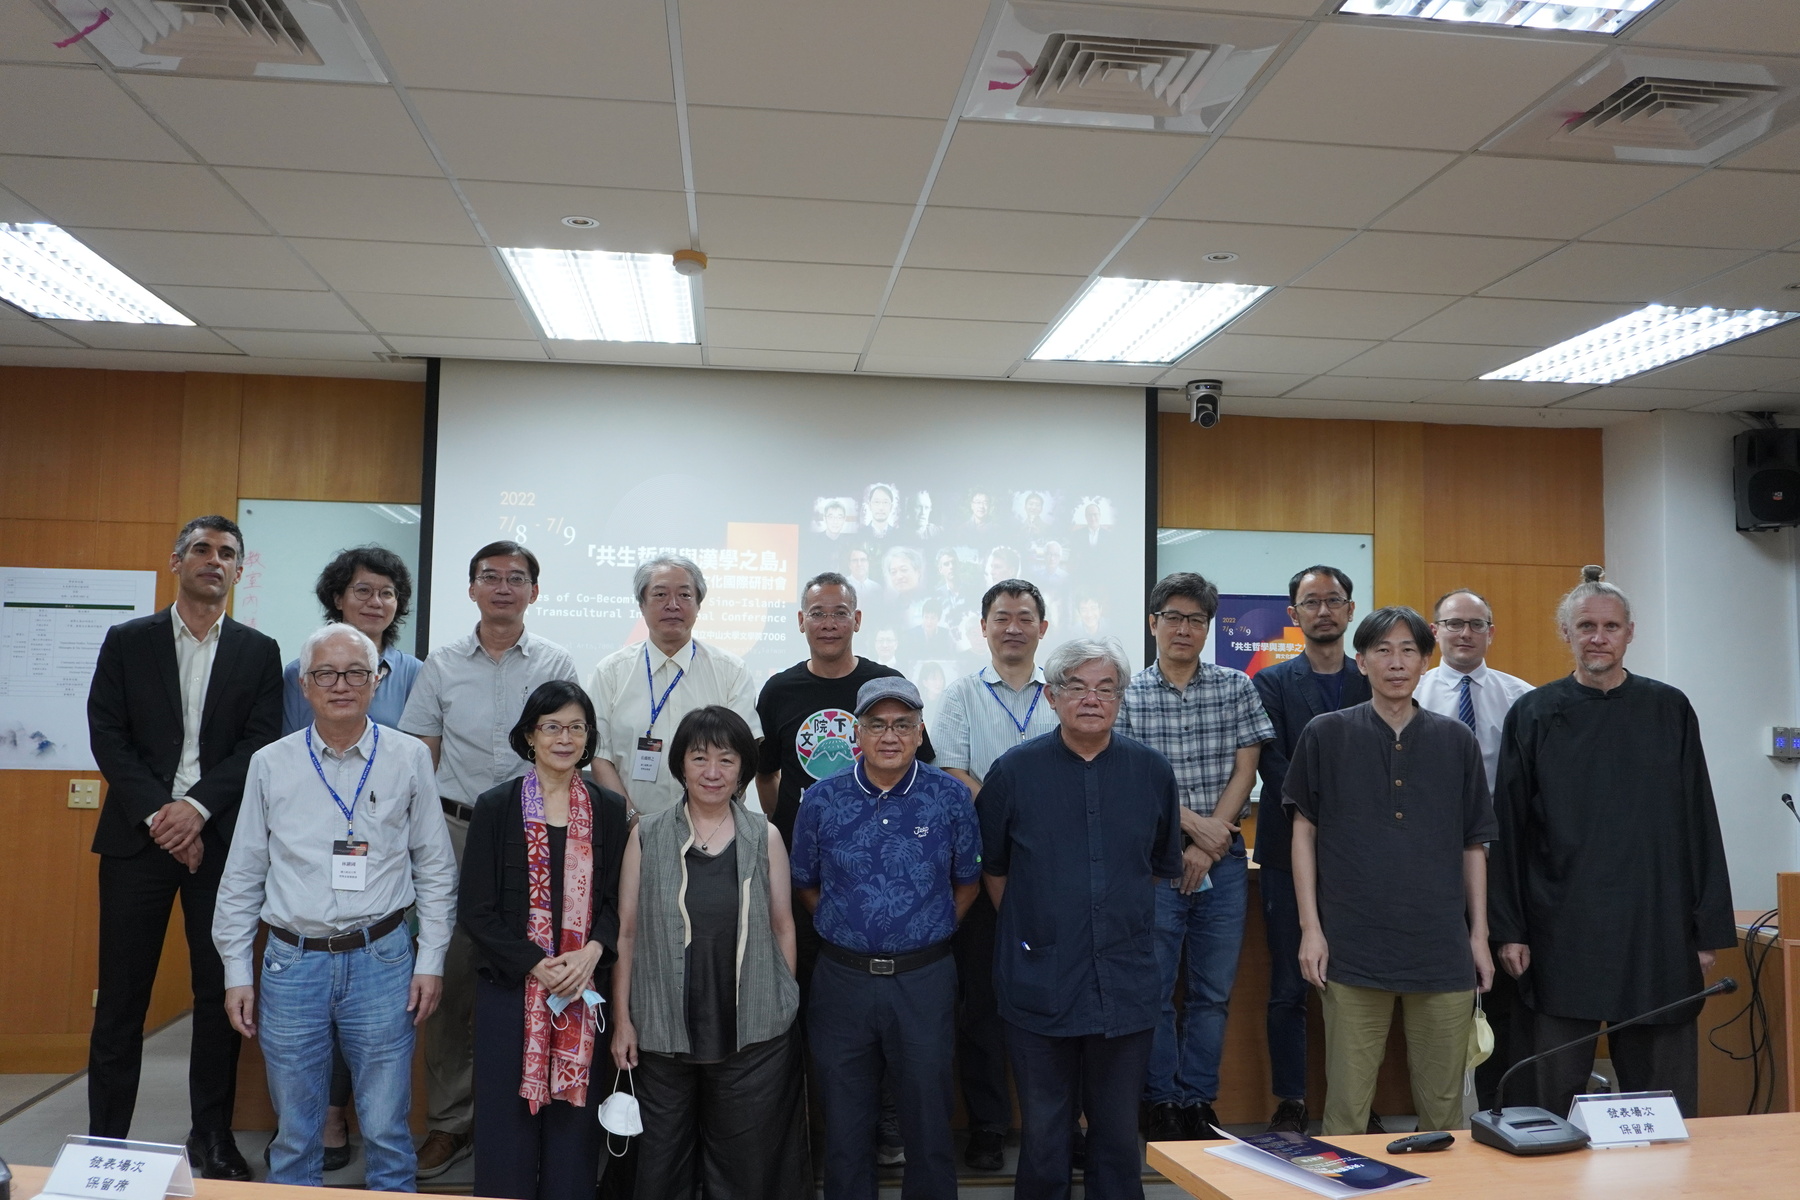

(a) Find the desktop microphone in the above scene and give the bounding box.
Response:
[1780,793,1799,824]
[1470,978,1737,1156]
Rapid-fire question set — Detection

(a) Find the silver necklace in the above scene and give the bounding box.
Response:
[692,804,731,852]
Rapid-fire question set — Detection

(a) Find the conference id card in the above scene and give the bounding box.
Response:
[331,839,370,891]
[1567,1090,1688,1147]
[632,737,662,783]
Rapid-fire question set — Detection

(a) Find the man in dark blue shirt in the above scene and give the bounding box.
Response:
[791,676,981,1200]
[980,638,1183,1200]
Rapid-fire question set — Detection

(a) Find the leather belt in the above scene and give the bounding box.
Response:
[819,939,952,977]
[270,909,407,954]
[441,797,474,823]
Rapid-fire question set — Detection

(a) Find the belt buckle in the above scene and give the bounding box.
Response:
[326,929,363,953]
[869,957,896,976]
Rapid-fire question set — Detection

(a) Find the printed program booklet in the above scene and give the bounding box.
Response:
[1204,1127,1430,1197]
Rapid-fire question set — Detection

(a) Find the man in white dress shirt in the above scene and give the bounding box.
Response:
[587,555,762,816]
[215,624,457,1190]
[1413,586,1532,1107]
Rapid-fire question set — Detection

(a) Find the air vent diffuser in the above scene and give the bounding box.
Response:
[1017,34,1217,119]
[49,0,386,82]
[1560,76,1782,151]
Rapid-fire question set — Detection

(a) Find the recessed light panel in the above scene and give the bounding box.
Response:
[500,248,697,344]
[1030,278,1270,364]
[1337,0,1662,36]
[0,223,193,324]
[1481,304,1800,385]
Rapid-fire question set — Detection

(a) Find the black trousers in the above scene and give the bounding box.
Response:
[1007,1023,1152,1200]
[634,1026,810,1200]
[472,977,602,1200]
[1526,1010,1699,1119]
[953,891,1011,1134]
[1473,968,1530,1110]
[88,842,240,1138]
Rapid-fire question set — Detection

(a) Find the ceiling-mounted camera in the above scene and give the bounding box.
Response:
[1186,379,1222,428]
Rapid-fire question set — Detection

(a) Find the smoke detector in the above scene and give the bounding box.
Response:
[49,0,388,83]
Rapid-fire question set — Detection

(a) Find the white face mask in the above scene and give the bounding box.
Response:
[598,1071,641,1149]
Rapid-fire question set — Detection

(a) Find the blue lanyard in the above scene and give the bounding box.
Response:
[644,643,696,737]
[982,677,1043,736]
[306,723,379,838]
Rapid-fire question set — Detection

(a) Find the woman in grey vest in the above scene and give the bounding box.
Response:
[610,705,807,1197]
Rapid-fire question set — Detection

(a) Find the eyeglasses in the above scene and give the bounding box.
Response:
[535,721,590,737]
[347,583,398,602]
[1152,610,1208,630]
[476,571,531,588]
[1436,618,1491,633]
[1056,683,1120,701]
[307,668,375,688]
[803,607,854,625]
[858,719,920,737]
[1294,597,1350,613]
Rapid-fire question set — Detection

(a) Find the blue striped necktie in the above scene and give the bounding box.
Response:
[1457,673,1477,733]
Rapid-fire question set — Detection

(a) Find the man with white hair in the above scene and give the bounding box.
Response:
[215,624,457,1188]
[1488,567,1734,1119]
[979,637,1183,1199]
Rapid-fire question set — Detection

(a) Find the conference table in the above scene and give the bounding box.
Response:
[1149,1112,1800,1199]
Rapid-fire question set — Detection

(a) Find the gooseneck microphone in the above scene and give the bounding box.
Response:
[1471,978,1738,1155]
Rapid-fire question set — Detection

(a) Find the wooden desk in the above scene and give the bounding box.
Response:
[1149,1113,1800,1199]
[5,1165,382,1200]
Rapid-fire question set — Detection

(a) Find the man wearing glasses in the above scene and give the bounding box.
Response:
[399,540,579,1177]
[1121,573,1273,1143]
[1251,565,1370,1134]
[791,677,982,1200]
[980,639,1184,1199]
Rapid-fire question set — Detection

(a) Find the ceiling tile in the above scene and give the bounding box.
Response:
[702,260,890,314]
[65,229,320,288]
[1107,220,1348,283]
[359,0,674,100]
[1158,140,1456,227]
[156,287,367,331]
[1374,157,1695,240]
[1176,332,1377,374]
[0,66,189,162]
[122,76,440,176]
[1583,171,1800,250]
[0,183,46,222]
[706,309,871,353]
[1150,370,1315,397]
[904,207,1134,275]
[1227,23,1602,151]
[461,181,688,252]
[679,0,985,118]
[1396,297,1637,346]
[868,316,1042,362]
[1284,376,1448,403]
[695,195,913,266]
[1230,288,1454,340]
[44,323,244,353]
[1627,0,1800,54]
[0,157,264,234]
[1293,231,1560,295]
[1113,0,1324,13]
[1688,391,1800,414]
[1625,353,1800,392]
[930,124,1201,217]
[1330,341,1536,379]
[1479,243,1755,302]
[343,292,533,338]
[218,169,481,244]
[383,336,548,359]
[1,4,97,65]
[0,319,83,348]
[1712,319,1800,359]
[410,91,682,190]
[1412,380,1595,406]
[547,342,704,366]
[886,269,1084,323]
[1663,251,1800,310]
[290,240,512,298]
[689,108,942,205]
[216,330,388,359]
[860,352,1010,378]
[1011,361,1168,386]
[1725,123,1800,172]
[1558,385,1733,411]
[705,348,860,371]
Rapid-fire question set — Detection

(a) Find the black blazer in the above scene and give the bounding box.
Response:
[459,774,630,991]
[1251,652,1371,872]
[87,607,285,858]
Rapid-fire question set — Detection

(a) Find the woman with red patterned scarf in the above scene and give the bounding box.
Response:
[460,680,629,1200]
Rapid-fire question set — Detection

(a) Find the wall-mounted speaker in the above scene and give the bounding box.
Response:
[1735,429,1800,531]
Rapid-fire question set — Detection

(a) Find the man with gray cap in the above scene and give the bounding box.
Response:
[790,676,983,1200]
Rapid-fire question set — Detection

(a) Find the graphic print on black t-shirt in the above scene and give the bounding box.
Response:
[796,708,859,781]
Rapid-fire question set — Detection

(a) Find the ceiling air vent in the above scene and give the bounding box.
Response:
[1559,76,1783,151]
[48,0,387,82]
[1016,34,1218,119]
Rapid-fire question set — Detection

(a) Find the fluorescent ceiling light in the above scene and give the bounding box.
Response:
[0,223,192,324]
[1337,0,1662,35]
[499,247,696,343]
[1030,278,1270,364]
[1482,305,1800,385]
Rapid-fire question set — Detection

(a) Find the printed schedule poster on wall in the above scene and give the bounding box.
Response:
[0,567,157,770]
[430,362,1149,689]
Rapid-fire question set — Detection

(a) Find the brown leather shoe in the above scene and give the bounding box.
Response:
[415,1131,472,1180]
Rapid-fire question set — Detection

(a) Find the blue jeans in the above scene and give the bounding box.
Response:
[1146,848,1247,1106]
[259,923,419,1190]
[1259,865,1309,1103]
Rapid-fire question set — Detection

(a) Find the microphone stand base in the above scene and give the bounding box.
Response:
[1470,1107,1591,1156]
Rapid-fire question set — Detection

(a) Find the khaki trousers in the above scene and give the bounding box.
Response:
[1321,982,1472,1136]
[423,812,475,1135]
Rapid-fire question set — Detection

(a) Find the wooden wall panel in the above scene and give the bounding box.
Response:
[1371,422,1426,610]
[1422,561,1587,686]
[1423,425,1605,567]
[0,368,183,523]
[1160,414,1375,534]
[177,373,244,523]
[237,376,424,502]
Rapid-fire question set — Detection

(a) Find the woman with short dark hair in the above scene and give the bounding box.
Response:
[611,705,808,1198]
[460,680,629,1200]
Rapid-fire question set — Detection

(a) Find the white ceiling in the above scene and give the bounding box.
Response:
[3,0,1800,426]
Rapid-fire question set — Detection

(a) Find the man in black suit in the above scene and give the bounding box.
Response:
[86,515,284,1179]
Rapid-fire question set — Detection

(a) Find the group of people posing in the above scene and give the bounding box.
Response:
[84,513,1733,1200]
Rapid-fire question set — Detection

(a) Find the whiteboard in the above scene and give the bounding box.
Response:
[1155,529,1374,664]
[235,500,423,663]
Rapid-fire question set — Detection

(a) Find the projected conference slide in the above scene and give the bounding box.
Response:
[431,361,1148,699]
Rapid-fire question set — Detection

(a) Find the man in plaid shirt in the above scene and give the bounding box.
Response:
[1119,572,1272,1143]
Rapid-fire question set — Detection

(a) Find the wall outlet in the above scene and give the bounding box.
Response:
[68,779,101,809]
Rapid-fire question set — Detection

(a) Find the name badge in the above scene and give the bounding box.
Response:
[331,839,369,891]
[1567,1090,1688,1147]
[632,736,662,783]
